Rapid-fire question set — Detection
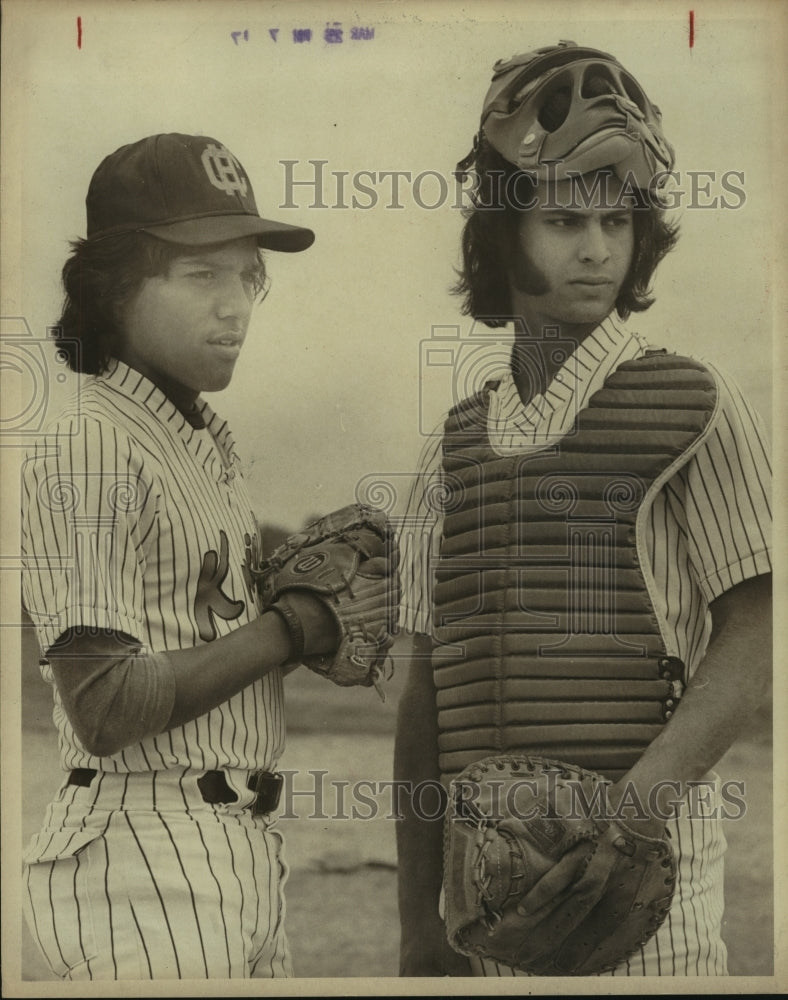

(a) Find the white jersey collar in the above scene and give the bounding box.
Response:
[487,316,650,455]
[98,359,237,462]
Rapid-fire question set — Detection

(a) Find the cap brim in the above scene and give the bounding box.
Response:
[140,214,315,252]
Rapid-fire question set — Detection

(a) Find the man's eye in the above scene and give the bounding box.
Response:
[548,217,578,227]
[604,215,632,227]
[190,270,216,281]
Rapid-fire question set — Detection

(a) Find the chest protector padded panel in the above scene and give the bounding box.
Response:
[433,353,718,782]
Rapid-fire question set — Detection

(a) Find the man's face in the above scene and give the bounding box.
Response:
[509,172,635,334]
[118,237,262,405]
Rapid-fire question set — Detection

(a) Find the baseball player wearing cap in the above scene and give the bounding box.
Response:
[394,43,772,977]
[20,134,339,980]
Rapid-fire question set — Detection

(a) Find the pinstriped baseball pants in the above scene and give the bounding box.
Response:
[22,770,291,980]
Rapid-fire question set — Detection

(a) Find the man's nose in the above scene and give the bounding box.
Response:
[578,221,610,263]
[216,276,253,321]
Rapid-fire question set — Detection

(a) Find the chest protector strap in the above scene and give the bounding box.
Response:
[433,352,718,782]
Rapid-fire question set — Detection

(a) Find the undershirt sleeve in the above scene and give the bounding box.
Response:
[49,629,176,757]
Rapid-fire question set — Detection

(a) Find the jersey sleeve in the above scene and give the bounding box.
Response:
[395,423,447,638]
[21,415,158,653]
[677,365,772,603]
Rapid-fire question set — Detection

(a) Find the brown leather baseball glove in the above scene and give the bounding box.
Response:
[443,753,677,975]
[253,503,399,700]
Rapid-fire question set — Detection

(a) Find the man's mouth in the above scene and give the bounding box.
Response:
[208,333,244,347]
[208,333,243,347]
[207,333,244,359]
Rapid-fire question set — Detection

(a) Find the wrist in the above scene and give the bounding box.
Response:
[274,590,338,658]
[256,609,295,668]
[607,776,670,836]
[269,596,305,664]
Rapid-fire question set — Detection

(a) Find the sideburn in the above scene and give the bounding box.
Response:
[503,206,551,297]
[507,243,552,298]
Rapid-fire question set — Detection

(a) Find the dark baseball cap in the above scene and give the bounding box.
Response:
[85,133,314,252]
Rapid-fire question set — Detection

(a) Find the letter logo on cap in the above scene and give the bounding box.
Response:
[201,143,249,197]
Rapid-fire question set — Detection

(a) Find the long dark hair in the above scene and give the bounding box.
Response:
[452,138,680,328]
[54,232,267,374]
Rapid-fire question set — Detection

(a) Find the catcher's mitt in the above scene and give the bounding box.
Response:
[253,503,399,699]
[443,753,676,976]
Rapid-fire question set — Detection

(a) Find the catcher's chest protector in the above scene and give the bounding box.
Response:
[433,353,718,782]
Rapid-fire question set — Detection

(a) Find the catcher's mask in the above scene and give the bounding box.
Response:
[457,40,675,197]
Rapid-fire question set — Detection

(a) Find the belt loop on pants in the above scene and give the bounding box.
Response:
[246,770,284,815]
[66,767,97,787]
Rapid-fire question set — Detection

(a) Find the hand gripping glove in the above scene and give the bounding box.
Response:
[443,753,677,976]
[253,503,400,699]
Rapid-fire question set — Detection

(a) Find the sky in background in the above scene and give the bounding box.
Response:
[2,0,782,533]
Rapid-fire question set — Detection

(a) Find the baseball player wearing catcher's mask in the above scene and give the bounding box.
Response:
[20,134,398,981]
[394,42,772,977]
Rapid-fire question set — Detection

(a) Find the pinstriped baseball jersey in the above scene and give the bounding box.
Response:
[21,358,285,773]
[398,317,772,977]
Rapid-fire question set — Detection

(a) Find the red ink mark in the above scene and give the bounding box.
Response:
[689,10,695,48]
[77,16,82,48]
